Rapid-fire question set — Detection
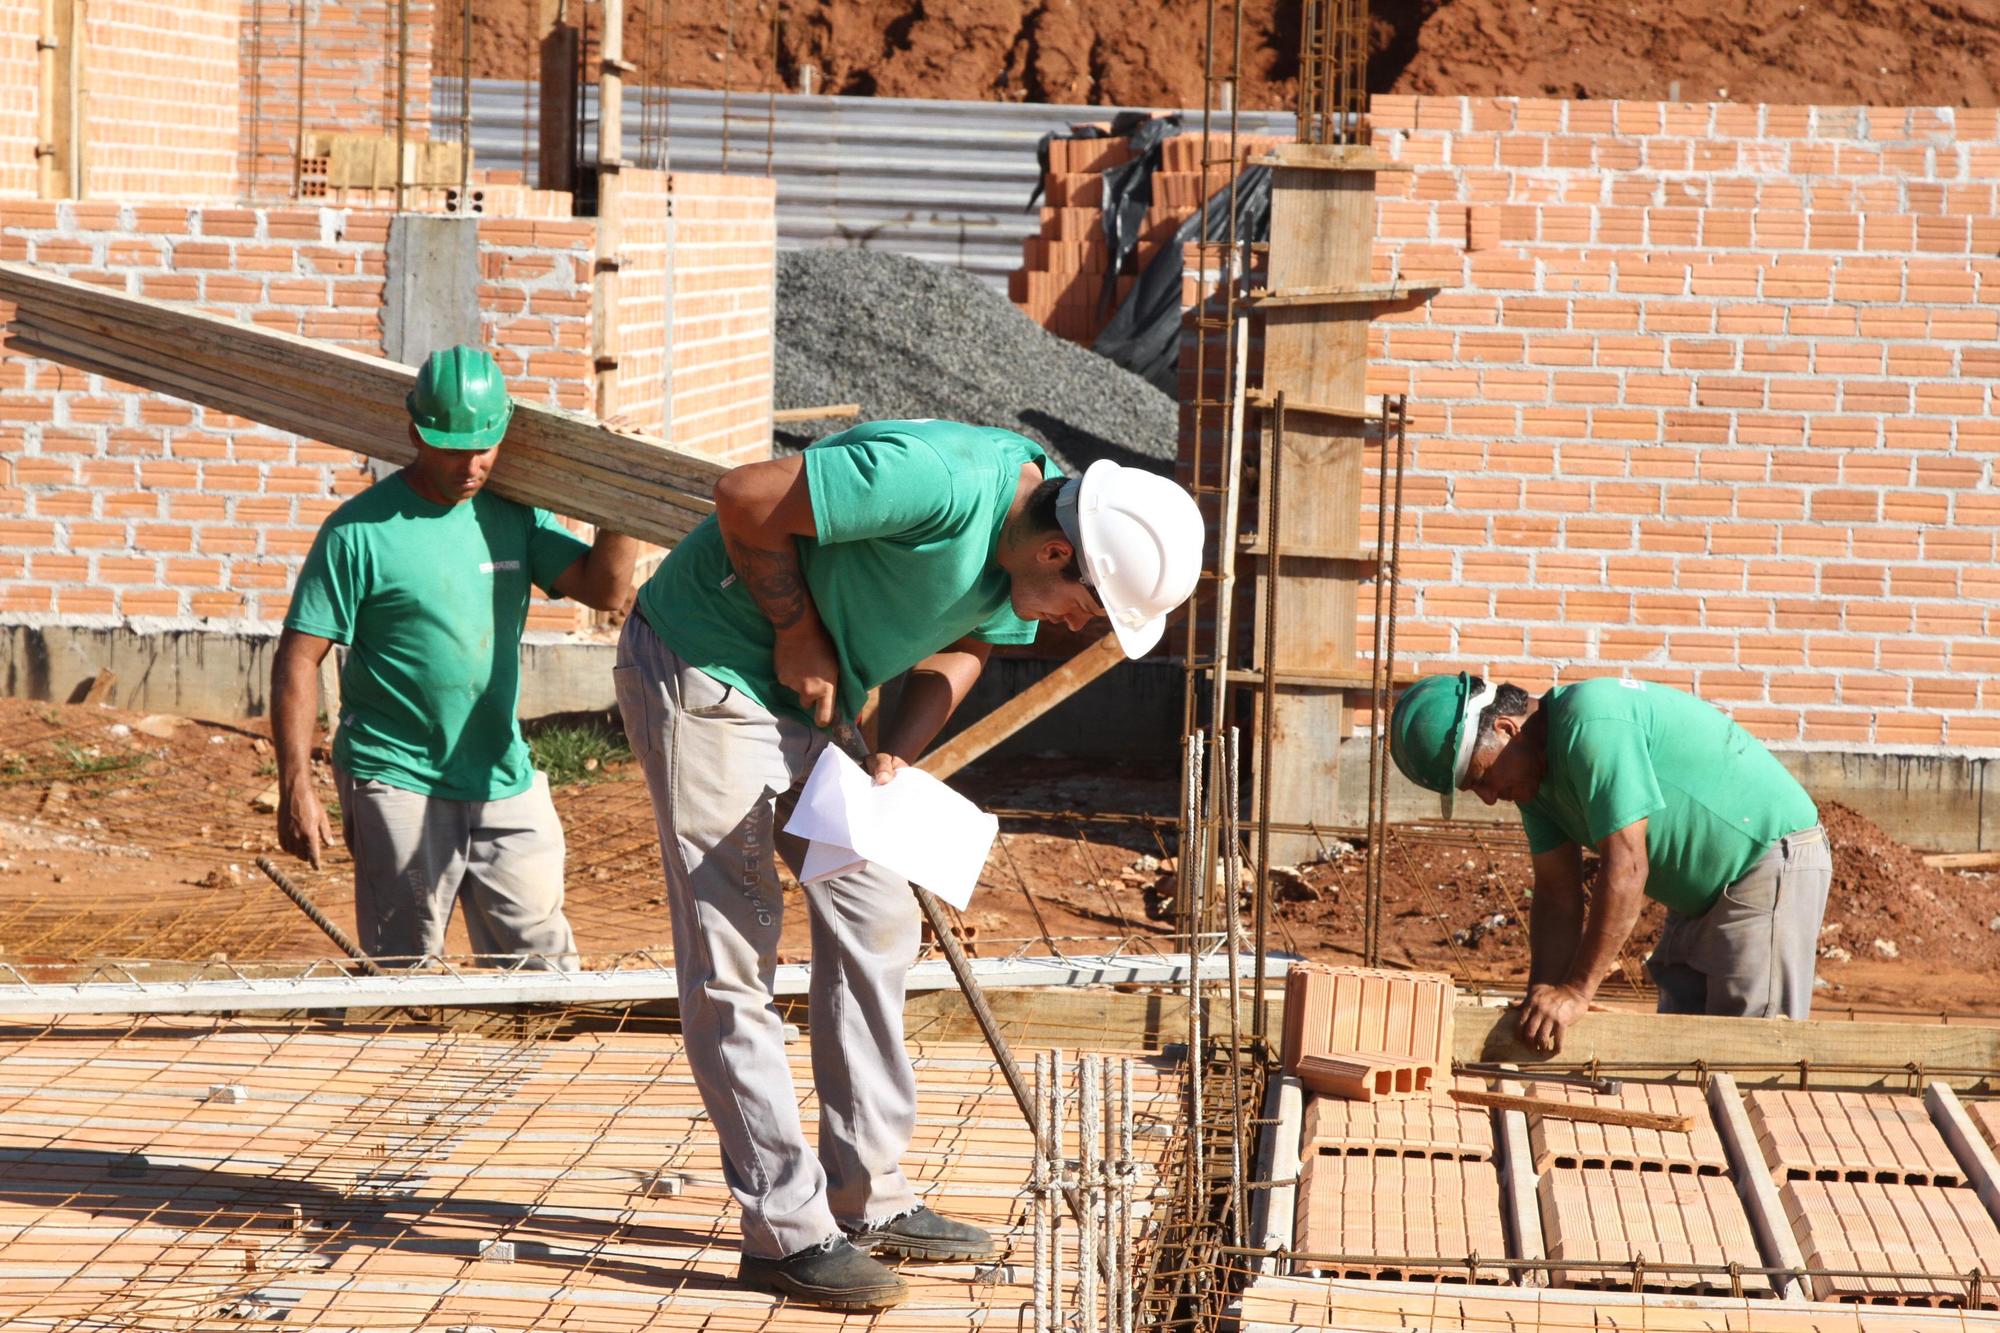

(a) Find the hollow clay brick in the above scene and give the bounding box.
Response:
[1279,963,1456,1087]
[1539,1167,1768,1294]
[1527,1079,1729,1174]
[1295,1051,1432,1102]
[1783,1180,2000,1307]
[1746,1089,1963,1186]
[1300,1076,1496,1161]
[1293,1154,1508,1282]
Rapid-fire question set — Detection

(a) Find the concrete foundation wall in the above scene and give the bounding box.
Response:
[4,622,1993,852]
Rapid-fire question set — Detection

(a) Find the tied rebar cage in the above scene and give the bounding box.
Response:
[1297,0,1370,146]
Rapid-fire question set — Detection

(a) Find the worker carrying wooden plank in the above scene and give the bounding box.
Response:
[611,419,1203,1310]
[1390,674,1830,1055]
[270,345,642,968]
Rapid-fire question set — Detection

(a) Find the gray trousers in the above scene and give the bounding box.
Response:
[1646,824,1831,1020]
[335,767,578,969]
[612,615,922,1259]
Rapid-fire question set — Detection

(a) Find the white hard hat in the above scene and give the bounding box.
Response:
[1055,459,1205,659]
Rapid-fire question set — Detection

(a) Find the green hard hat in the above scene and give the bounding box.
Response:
[407,345,514,450]
[1389,672,1495,795]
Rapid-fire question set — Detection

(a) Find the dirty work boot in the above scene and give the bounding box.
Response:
[848,1205,996,1262]
[737,1236,908,1311]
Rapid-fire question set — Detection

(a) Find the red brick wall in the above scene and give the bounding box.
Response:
[85,0,240,201]
[1358,98,2000,752]
[663,172,774,466]
[0,1,35,198]
[238,0,435,199]
[0,202,595,629]
[616,168,673,438]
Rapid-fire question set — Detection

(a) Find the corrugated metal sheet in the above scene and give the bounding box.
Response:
[445,81,1294,289]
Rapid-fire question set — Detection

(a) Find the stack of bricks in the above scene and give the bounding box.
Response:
[237,0,435,200]
[1279,963,1455,1098]
[1011,130,1286,344]
[1355,96,2000,751]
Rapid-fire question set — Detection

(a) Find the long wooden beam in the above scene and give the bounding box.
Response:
[0,261,723,547]
[918,630,1125,781]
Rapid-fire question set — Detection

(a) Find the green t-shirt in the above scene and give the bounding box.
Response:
[284,471,590,800]
[1517,677,1819,916]
[637,419,1057,725]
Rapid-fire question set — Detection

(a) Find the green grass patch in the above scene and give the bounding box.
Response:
[528,719,632,787]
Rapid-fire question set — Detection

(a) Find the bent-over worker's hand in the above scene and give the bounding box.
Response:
[774,623,841,728]
[277,781,335,871]
[868,752,908,786]
[1516,982,1590,1056]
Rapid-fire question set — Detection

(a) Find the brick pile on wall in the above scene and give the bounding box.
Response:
[0,201,598,632]
[1011,131,1285,344]
[1364,97,2000,751]
[237,0,435,200]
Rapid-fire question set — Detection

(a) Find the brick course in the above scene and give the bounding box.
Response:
[0,0,34,197]
[1171,98,2000,752]
[85,0,239,201]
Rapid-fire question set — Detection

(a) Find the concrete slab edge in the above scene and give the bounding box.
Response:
[1494,1072,1547,1287]
[1248,1072,1303,1277]
[1708,1072,1806,1302]
[1925,1082,2000,1232]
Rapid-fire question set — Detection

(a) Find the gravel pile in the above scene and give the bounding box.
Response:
[772,249,1178,474]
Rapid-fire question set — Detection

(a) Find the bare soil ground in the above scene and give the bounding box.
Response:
[466,0,2000,108]
[1,698,1996,1019]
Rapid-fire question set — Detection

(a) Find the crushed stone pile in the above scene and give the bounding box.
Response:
[771,248,1179,475]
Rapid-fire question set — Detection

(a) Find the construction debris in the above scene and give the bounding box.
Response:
[772,249,1178,472]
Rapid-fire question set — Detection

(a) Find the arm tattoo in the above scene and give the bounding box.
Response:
[724,534,809,631]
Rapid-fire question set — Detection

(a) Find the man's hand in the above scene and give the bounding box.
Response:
[1516,982,1590,1055]
[868,752,908,786]
[277,780,335,870]
[774,623,841,727]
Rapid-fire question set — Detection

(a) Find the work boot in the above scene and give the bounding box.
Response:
[847,1205,996,1262]
[737,1236,908,1310]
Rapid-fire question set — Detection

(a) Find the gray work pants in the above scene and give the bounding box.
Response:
[1646,824,1831,1020]
[611,615,922,1259]
[334,767,578,969]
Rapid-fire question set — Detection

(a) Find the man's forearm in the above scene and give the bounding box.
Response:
[272,646,323,791]
[880,648,987,762]
[1560,869,1646,999]
[578,530,642,613]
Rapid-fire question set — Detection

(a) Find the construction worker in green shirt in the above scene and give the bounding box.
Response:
[1390,673,1830,1054]
[272,345,640,967]
[613,418,1204,1310]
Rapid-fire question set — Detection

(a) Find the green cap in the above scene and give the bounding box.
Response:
[1389,672,1499,794]
[407,345,514,450]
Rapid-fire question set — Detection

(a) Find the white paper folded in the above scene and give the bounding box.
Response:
[782,745,997,909]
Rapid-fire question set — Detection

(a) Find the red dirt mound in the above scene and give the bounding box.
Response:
[467,0,2000,109]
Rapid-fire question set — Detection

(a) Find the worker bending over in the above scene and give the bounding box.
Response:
[614,419,1203,1310]
[273,345,639,967]
[1390,673,1829,1053]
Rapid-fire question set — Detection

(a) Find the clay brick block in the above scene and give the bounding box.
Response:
[1784,1180,2000,1307]
[1294,1155,1507,1281]
[1526,1080,1729,1175]
[1296,1051,1431,1102]
[1540,1168,1767,1294]
[1279,963,1455,1093]
[1746,1090,1963,1186]
[1300,1076,1496,1161]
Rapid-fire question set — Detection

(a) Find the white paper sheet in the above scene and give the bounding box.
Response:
[782,746,997,909]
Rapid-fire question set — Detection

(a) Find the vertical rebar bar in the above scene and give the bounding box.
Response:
[1363,395,1393,968]
[1183,729,1206,1202]
[1252,394,1284,1039]
[1223,727,1249,1245]
[459,0,473,199]
[394,0,409,211]
[291,0,306,200]
[1116,1056,1134,1333]
[1032,1050,1051,1333]
[1079,1054,1100,1330]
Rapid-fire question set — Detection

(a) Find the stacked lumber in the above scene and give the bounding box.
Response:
[1281,963,1456,1103]
[1011,130,1290,344]
[0,261,720,547]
